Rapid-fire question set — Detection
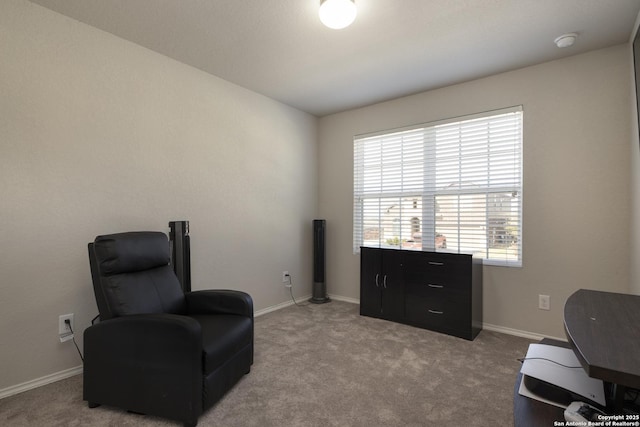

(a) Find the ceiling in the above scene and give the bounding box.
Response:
[28,0,640,117]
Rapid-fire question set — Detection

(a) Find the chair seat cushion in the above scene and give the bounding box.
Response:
[190,314,253,375]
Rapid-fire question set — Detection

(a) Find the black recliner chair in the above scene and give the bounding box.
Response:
[84,231,253,427]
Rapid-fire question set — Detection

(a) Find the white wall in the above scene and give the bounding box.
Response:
[1,0,635,396]
[0,0,317,391]
[318,45,631,339]
[630,11,640,296]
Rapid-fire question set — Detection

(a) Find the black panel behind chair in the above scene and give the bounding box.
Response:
[84,231,253,427]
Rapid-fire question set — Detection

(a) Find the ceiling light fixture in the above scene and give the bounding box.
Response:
[319,0,357,30]
[554,33,577,48]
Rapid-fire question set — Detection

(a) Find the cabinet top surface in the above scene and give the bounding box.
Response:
[360,246,478,258]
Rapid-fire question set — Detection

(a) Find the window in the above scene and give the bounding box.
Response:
[353,106,522,266]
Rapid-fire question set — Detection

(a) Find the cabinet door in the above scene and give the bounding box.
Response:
[360,247,382,317]
[380,249,404,320]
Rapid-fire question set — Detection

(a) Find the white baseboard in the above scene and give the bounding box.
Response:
[316,294,565,342]
[0,295,563,401]
[253,294,358,318]
[328,294,360,304]
[481,322,566,342]
[0,296,313,399]
[0,365,83,400]
[279,294,563,341]
[254,294,312,317]
[323,295,563,342]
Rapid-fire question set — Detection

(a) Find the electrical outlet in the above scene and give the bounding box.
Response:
[538,295,550,311]
[282,271,290,283]
[59,313,74,335]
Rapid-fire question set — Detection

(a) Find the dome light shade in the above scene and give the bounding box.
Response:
[319,0,357,30]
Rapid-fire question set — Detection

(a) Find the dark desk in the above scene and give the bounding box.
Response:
[514,290,640,426]
[564,289,640,410]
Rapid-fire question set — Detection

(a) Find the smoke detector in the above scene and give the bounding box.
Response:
[554,33,577,48]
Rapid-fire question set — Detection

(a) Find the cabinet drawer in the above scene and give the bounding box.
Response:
[404,271,470,294]
[405,295,470,332]
[402,251,470,279]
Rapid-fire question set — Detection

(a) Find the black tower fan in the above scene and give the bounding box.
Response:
[169,220,191,293]
[311,219,330,304]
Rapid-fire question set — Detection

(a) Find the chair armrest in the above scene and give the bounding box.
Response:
[83,314,203,419]
[84,313,202,366]
[185,290,253,318]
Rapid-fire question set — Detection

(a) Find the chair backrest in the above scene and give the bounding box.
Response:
[88,231,186,320]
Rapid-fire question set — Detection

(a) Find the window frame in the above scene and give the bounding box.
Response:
[353,106,523,267]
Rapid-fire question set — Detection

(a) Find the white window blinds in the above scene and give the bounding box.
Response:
[353,106,523,266]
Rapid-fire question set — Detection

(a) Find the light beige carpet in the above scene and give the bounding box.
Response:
[0,301,533,426]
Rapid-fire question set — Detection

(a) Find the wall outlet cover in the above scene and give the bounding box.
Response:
[58,313,74,335]
[538,295,550,310]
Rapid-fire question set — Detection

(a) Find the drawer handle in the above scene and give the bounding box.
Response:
[428,261,444,266]
[428,284,444,289]
[375,274,379,287]
[383,275,387,289]
[428,309,444,315]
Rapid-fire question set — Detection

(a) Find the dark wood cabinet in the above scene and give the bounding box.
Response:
[360,247,404,320]
[360,247,482,340]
